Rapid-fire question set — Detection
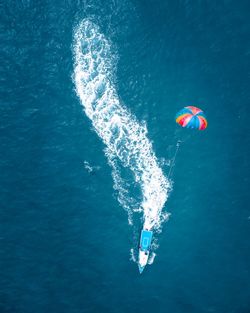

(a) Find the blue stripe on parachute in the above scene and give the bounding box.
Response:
[175,107,193,118]
[187,116,200,129]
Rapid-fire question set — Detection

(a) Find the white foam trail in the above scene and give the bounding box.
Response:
[83,160,101,173]
[130,248,137,263]
[148,252,156,265]
[73,19,170,232]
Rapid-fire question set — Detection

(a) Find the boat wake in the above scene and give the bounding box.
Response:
[73,19,171,260]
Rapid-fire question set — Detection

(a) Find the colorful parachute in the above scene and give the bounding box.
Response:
[175,106,207,130]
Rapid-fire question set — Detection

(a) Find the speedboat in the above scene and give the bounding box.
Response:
[138,229,153,273]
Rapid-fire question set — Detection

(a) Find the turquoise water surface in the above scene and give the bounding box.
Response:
[1,1,250,312]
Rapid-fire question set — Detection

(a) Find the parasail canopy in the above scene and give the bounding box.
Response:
[175,106,207,130]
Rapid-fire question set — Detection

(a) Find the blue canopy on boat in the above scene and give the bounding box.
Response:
[140,230,153,251]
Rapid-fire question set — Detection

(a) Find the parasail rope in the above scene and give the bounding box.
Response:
[167,140,181,179]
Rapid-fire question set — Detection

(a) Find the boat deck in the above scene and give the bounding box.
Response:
[140,230,153,251]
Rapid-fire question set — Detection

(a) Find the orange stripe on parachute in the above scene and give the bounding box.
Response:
[176,113,192,126]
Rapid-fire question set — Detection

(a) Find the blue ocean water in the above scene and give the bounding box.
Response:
[1,1,250,312]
